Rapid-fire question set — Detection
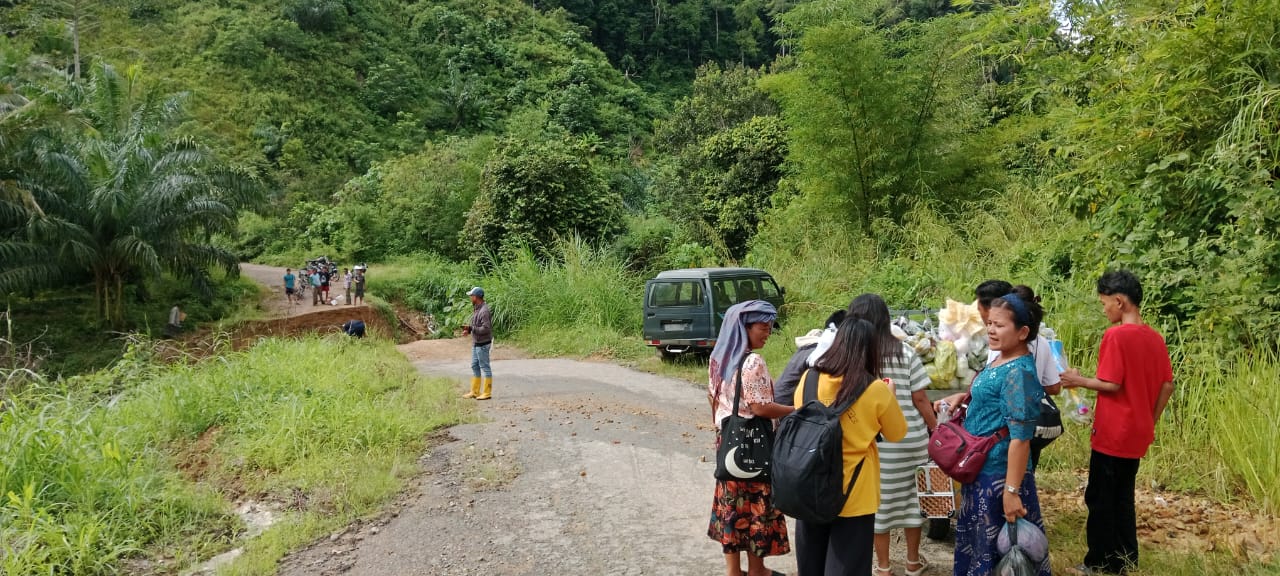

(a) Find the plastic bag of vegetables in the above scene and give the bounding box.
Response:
[927,340,958,389]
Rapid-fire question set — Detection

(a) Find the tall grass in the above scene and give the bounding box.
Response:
[748,188,1280,518]
[363,254,478,333]
[0,336,466,574]
[485,239,642,357]
[1204,347,1280,511]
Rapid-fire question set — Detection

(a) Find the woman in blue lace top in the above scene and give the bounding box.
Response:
[938,289,1051,576]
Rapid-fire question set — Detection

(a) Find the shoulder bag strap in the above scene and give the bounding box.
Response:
[730,353,748,416]
[801,368,821,405]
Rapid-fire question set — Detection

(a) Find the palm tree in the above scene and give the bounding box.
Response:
[67,64,260,324]
[0,51,83,297]
[3,63,260,326]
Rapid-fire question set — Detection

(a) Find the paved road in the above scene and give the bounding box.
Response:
[278,345,955,575]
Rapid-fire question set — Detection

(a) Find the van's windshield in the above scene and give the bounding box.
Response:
[648,281,705,307]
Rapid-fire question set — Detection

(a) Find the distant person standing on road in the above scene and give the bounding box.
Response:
[283,268,297,304]
[461,287,493,400]
[320,267,331,303]
[353,269,366,306]
[343,268,353,305]
[310,268,322,306]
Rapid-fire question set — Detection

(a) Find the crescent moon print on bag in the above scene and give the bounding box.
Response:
[715,356,774,481]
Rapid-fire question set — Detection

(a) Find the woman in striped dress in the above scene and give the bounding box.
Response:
[849,294,938,576]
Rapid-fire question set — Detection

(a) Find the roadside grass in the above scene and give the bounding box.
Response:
[0,335,469,575]
[362,254,477,334]
[2,271,260,378]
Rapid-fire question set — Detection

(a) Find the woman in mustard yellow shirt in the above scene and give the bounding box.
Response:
[793,318,907,576]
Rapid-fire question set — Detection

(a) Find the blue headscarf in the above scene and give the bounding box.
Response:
[708,300,778,399]
[999,292,1031,327]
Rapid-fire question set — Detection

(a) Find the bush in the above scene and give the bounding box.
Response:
[462,138,624,263]
[285,0,347,33]
[612,215,681,276]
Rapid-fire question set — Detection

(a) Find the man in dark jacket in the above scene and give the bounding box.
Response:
[462,286,494,400]
[774,309,846,405]
[341,319,366,338]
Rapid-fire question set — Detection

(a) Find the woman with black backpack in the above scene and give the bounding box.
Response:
[846,295,938,576]
[790,317,906,576]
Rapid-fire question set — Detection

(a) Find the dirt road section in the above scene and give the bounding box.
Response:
[227,263,408,346]
[278,342,956,576]
[240,263,361,318]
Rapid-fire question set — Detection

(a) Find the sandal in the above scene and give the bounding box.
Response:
[905,557,930,576]
[874,565,894,576]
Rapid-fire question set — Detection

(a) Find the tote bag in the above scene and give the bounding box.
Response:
[714,357,774,482]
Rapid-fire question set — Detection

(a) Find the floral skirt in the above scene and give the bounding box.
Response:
[954,471,1052,576]
[708,478,792,556]
[707,429,790,557]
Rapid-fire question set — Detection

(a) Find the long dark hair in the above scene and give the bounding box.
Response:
[846,293,901,368]
[813,318,881,406]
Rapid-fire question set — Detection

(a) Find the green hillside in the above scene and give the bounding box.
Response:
[4,0,661,202]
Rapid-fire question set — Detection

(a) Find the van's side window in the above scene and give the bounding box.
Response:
[760,279,780,299]
[712,280,738,315]
[650,281,705,307]
[736,279,759,301]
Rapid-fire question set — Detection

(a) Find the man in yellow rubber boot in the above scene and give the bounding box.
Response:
[461,286,493,400]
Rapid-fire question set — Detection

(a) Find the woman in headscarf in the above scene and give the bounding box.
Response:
[707,300,795,576]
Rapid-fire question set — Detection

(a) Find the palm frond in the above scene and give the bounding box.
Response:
[108,234,163,278]
[0,261,66,294]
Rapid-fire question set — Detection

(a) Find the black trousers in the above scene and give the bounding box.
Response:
[1084,450,1141,573]
[795,514,873,576]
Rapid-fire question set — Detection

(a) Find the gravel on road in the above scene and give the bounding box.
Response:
[278,342,955,576]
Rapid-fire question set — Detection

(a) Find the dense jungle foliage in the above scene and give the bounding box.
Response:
[5,0,1278,343]
[4,0,1280,573]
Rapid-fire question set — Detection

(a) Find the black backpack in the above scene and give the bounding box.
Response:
[771,369,873,524]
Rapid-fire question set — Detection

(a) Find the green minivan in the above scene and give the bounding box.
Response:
[642,267,785,358]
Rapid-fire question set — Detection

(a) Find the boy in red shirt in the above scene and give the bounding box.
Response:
[1061,270,1175,575]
